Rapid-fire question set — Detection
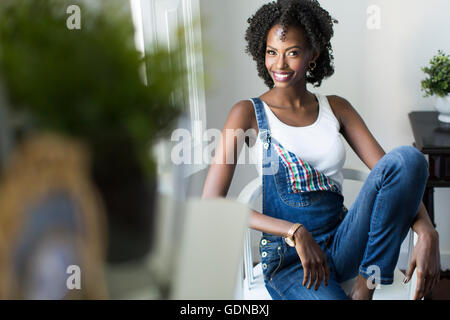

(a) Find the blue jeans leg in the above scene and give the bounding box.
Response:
[265,249,350,300]
[329,146,429,285]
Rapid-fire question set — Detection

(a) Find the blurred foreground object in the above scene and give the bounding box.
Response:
[169,198,249,299]
[0,0,186,263]
[0,134,107,299]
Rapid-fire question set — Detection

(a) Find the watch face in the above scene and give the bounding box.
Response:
[285,237,295,247]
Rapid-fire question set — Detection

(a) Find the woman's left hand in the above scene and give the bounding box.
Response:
[404,230,441,300]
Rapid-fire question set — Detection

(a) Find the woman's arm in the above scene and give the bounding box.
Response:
[201,100,295,237]
[327,95,386,169]
[248,209,295,237]
[201,100,250,198]
[412,202,437,236]
[406,201,440,300]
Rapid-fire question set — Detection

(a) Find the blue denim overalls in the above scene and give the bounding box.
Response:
[249,96,429,300]
[250,97,347,298]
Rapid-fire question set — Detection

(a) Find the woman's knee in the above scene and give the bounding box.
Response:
[387,146,429,182]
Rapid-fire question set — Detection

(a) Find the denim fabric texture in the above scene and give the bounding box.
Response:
[250,97,429,300]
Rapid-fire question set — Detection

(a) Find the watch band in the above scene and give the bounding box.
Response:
[284,223,303,247]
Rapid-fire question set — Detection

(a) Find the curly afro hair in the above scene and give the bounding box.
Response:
[245,0,338,88]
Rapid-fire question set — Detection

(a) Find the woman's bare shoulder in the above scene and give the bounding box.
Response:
[326,95,357,128]
[230,99,255,116]
[226,99,257,131]
[326,95,352,111]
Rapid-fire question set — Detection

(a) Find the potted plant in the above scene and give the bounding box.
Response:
[421,50,450,123]
[0,0,187,263]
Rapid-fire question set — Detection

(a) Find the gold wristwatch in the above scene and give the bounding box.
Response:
[284,223,303,247]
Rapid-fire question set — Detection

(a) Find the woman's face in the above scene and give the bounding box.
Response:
[265,24,316,88]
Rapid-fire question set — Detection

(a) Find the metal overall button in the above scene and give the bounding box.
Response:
[261,251,268,258]
[263,134,271,150]
[261,239,267,245]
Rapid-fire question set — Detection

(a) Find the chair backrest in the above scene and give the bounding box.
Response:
[342,168,369,182]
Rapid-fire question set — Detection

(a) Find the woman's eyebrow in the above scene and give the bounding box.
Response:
[267,45,302,51]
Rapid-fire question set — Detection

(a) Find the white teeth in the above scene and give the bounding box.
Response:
[275,73,291,78]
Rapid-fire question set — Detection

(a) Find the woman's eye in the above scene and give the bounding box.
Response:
[266,50,298,56]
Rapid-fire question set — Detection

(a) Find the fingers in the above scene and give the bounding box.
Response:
[436,270,441,287]
[427,275,437,298]
[414,271,426,300]
[426,254,441,297]
[416,269,441,300]
[302,265,310,287]
[432,268,441,294]
[315,267,322,291]
[424,274,435,298]
[432,271,441,293]
[412,268,442,300]
[302,262,329,290]
[302,262,316,290]
[426,269,440,298]
[323,261,330,287]
[432,274,438,291]
[404,259,416,283]
[307,268,317,289]
[423,279,431,299]
[311,263,330,290]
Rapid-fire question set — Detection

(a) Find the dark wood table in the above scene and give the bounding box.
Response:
[409,111,450,282]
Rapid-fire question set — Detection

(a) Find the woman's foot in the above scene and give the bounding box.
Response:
[349,275,375,300]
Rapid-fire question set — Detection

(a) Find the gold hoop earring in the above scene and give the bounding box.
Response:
[309,61,317,71]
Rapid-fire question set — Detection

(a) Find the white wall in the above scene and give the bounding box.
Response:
[197,0,450,269]
[318,0,450,269]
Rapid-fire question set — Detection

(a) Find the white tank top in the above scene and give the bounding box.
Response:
[249,92,346,192]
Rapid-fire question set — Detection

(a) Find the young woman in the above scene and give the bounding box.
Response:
[202,0,440,300]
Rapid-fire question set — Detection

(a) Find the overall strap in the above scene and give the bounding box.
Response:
[250,98,269,131]
[250,98,276,176]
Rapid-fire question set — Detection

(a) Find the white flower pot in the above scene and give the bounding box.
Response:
[435,95,450,123]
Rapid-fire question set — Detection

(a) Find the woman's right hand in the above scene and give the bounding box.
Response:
[294,226,330,290]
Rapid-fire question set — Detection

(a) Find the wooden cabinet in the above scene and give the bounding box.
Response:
[409,111,450,283]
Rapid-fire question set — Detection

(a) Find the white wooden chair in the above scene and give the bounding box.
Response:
[237,168,419,300]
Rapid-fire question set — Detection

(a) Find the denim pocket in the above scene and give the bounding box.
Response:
[273,163,324,208]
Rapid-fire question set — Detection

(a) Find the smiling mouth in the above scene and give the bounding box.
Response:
[273,72,294,82]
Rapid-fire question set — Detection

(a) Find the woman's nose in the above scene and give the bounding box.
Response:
[277,55,287,69]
